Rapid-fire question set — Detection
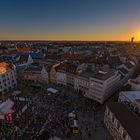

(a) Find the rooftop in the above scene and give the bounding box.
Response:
[107,102,140,140]
[78,70,94,79]
[62,53,85,61]
[107,55,121,65]
[118,67,128,75]
[120,91,140,102]
[17,47,32,52]
[92,69,117,81]
[125,61,134,69]
[57,63,69,72]
[25,66,43,73]
[17,54,29,63]
[67,63,78,74]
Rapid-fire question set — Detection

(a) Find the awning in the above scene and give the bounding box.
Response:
[47,88,58,94]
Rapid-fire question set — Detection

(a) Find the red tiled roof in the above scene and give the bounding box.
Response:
[62,53,85,61]
[17,54,29,63]
[17,47,32,52]
[108,56,121,65]
[57,63,69,72]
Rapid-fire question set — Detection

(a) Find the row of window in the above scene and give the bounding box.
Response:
[0,82,16,89]
[90,79,103,85]
[88,93,101,101]
[0,79,15,84]
[106,108,127,140]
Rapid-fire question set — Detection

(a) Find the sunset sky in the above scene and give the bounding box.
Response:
[0,0,140,41]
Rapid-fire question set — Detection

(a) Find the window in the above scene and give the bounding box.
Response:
[93,80,103,85]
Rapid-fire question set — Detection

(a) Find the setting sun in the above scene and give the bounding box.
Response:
[135,31,140,41]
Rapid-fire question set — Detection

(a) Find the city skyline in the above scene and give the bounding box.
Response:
[1,0,140,41]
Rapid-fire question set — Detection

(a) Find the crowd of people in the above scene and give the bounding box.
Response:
[0,88,78,140]
[0,86,109,140]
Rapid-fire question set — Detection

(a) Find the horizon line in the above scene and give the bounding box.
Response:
[0,39,137,42]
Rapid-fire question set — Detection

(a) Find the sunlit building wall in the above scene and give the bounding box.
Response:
[0,62,17,93]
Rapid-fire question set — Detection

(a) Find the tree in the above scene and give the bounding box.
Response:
[18,81,33,97]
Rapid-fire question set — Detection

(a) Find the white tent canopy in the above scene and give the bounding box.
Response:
[47,88,58,94]
[0,99,14,116]
[49,137,62,140]
[12,90,21,96]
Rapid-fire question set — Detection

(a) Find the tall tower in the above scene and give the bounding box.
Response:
[131,37,134,43]
[131,37,134,48]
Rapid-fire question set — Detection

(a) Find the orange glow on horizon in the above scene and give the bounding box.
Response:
[0,36,132,41]
[135,31,140,41]
[0,33,139,41]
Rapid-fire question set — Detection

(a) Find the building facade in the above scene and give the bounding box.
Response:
[0,62,17,94]
[23,66,49,83]
[74,71,91,95]
[56,63,69,86]
[50,63,60,84]
[104,103,140,140]
[66,64,78,88]
[88,69,121,104]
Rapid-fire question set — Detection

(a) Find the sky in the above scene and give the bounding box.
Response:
[0,0,140,41]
